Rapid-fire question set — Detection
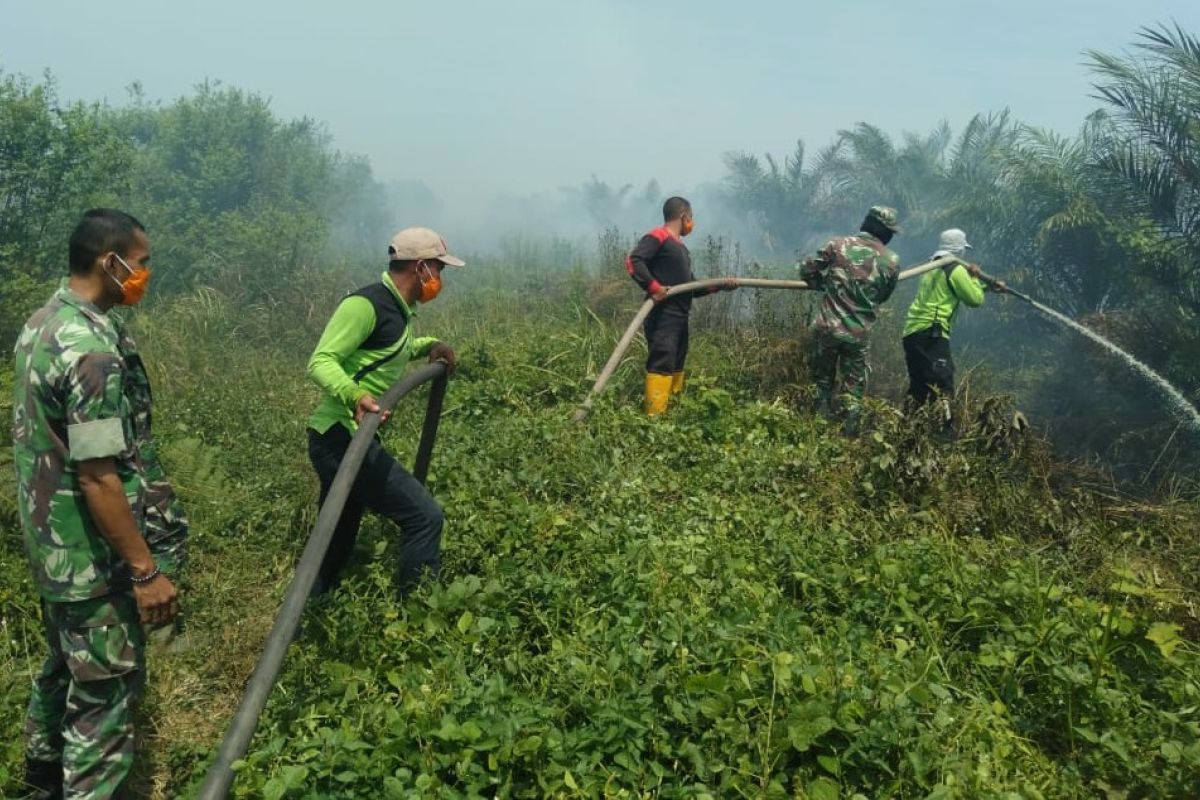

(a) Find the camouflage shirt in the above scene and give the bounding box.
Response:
[799,232,900,343]
[12,282,188,603]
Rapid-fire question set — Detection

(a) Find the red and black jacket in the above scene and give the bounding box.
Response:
[625,227,698,311]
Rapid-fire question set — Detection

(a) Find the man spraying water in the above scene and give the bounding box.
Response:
[902,228,1006,425]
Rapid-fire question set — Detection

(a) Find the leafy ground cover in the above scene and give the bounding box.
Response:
[2,267,1199,798]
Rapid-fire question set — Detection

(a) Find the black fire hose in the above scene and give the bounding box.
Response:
[197,361,449,799]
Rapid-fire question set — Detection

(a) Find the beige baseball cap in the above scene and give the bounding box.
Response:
[387,227,466,267]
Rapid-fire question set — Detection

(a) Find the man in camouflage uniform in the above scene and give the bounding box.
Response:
[799,206,902,434]
[13,209,187,799]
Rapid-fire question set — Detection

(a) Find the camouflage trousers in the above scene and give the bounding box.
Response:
[25,592,145,800]
[809,329,869,428]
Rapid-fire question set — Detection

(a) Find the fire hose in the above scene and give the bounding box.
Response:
[573,254,994,421]
[198,362,449,799]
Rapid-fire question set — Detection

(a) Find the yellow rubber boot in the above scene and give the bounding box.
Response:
[670,371,686,396]
[644,373,672,416]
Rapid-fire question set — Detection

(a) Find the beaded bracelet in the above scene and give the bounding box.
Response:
[131,565,161,585]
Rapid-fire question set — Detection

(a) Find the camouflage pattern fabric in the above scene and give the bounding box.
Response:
[12,282,188,603]
[120,326,188,579]
[25,593,145,799]
[866,205,901,232]
[13,282,186,793]
[800,232,899,433]
[810,328,869,429]
[799,232,900,343]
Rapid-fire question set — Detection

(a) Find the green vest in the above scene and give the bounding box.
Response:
[903,262,986,338]
[306,272,438,434]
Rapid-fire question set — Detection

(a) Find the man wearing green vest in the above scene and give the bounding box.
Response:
[306,227,463,597]
[902,228,1005,416]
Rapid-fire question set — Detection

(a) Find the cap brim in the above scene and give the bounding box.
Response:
[436,254,466,267]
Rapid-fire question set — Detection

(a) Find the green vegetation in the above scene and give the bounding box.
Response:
[6,267,1200,797]
[715,24,1200,480]
[0,73,389,344]
[2,22,1200,800]
[240,285,1200,799]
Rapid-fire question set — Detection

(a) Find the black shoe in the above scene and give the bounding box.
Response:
[19,758,62,800]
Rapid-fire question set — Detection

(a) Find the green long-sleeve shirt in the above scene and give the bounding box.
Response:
[903,261,986,338]
[306,272,438,434]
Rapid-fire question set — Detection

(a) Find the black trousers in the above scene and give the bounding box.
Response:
[903,326,954,406]
[307,425,443,596]
[644,304,690,375]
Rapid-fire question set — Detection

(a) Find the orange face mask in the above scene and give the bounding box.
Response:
[109,253,152,306]
[680,215,695,236]
[417,262,443,303]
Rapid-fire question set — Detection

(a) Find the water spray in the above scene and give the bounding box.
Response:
[573,257,1200,434]
[972,267,1200,433]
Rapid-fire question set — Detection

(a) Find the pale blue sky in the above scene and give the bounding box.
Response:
[2,0,1198,216]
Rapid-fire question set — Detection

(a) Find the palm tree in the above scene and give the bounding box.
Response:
[994,118,1121,314]
[1087,22,1200,310]
[814,122,957,244]
[722,139,844,256]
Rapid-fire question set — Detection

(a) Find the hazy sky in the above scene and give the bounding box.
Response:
[3,0,1198,214]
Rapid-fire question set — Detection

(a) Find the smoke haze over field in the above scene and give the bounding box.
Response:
[3,0,1199,236]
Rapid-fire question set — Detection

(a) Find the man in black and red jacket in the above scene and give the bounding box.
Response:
[626,196,735,415]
